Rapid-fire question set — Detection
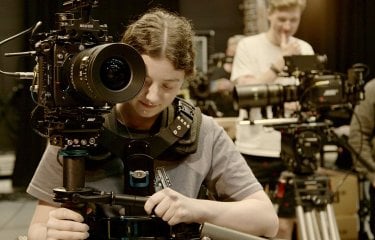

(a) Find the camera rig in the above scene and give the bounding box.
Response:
[233,55,369,175]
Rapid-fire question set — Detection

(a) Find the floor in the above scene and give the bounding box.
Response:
[0,153,36,240]
[0,179,37,240]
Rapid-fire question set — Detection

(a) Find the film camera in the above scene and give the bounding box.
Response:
[233,55,368,175]
[0,0,146,146]
[32,1,146,146]
[234,55,366,115]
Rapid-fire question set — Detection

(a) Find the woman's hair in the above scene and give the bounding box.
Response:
[122,8,195,78]
[268,0,306,13]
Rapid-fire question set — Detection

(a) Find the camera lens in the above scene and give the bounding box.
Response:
[71,43,145,106]
[233,84,298,110]
[100,57,131,91]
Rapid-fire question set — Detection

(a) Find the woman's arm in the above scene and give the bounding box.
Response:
[144,188,278,238]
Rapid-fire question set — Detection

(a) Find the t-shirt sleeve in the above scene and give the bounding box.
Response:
[27,144,64,206]
[203,117,263,200]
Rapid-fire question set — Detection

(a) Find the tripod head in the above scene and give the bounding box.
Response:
[276,121,330,175]
[276,118,375,176]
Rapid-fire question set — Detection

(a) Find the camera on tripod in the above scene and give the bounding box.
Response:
[233,55,368,175]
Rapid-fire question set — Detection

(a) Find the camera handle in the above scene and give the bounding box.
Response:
[52,149,150,210]
[52,151,88,215]
[52,150,178,240]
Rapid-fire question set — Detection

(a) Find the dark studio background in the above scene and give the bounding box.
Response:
[0,0,374,188]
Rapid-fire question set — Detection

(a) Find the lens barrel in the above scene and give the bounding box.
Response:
[71,43,145,105]
[233,84,297,110]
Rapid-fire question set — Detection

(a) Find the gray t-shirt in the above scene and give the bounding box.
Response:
[27,114,262,213]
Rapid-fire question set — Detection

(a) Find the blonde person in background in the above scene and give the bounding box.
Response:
[231,0,314,239]
[209,34,246,93]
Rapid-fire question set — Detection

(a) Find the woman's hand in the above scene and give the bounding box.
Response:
[144,188,202,225]
[46,208,89,240]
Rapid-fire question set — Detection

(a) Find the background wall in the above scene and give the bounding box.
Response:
[0,0,48,187]
[180,0,375,77]
[1,0,375,187]
[297,0,375,76]
[0,0,26,153]
[180,0,244,56]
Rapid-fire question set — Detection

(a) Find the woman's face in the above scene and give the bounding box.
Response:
[268,6,302,43]
[126,55,185,119]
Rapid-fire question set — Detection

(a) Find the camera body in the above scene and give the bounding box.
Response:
[294,72,345,112]
[33,12,111,107]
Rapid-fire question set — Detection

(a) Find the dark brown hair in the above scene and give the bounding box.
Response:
[122,8,195,78]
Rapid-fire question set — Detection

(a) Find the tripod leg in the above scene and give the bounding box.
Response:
[310,210,322,240]
[305,210,318,240]
[318,210,330,240]
[296,205,309,240]
[326,204,341,240]
[358,175,371,240]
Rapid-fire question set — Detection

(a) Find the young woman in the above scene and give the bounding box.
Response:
[27,8,278,240]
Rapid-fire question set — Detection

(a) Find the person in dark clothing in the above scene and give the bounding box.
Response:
[208,35,245,117]
[348,78,375,236]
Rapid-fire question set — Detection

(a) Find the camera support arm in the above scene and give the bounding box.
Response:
[71,191,149,207]
[238,117,299,126]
